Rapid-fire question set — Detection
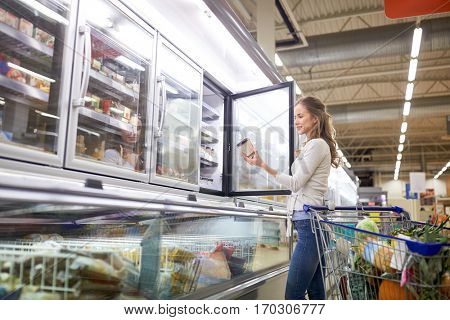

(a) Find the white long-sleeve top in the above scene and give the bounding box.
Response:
[275,138,331,212]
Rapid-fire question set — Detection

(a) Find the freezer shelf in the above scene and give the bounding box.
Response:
[0,22,53,57]
[202,101,219,121]
[78,106,136,133]
[201,130,218,144]
[0,74,49,102]
[200,157,218,167]
[89,69,139,99]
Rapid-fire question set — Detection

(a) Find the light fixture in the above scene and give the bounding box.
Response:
[410,27,423,58]
[408,59,418,82]
[397,153,402,161]
[7,62,55,83]
[398,144,404,152]
[337,150,344,158]
[285,75,294,82]
[399,134,406,144]
[35,110,60,119]
[342,156,348,163]
[405,82,414,101]
[403,102,411,116]
[0,100,4,106]
[401,122,408,133]
[275,53,283,67]
[166,84,179,95]
[395,160,401,168]
[345,162,351,169]
[434,160,450,179]
[115,56,145,72]
[17,0,69,25]
[394,175,399,181]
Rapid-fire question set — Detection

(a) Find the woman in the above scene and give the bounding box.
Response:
[242,96,339,300]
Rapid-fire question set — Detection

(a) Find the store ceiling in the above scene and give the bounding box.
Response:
[228,0,450,185]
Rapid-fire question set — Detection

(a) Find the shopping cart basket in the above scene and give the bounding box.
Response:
[304,205,450,300]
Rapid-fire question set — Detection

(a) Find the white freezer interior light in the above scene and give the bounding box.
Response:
[411,27,423,58]
[403,102,411,116]
[408,59,418,82]
[115,56,145,72]
[401,122,408,133]
[398,144,404,152]
[399,134,406,144]
[275,53,283,67]
[7,62,55,83]
[405,82,414,101]
[35,110,60,119]
[397,153,402,161]
[17,0,69,25]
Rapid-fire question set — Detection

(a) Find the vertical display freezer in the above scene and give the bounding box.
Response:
[0,0,76,166]
[66,0,156,182]
[150,38,203,191]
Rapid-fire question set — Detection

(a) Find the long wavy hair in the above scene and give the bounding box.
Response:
[296,96,340,168]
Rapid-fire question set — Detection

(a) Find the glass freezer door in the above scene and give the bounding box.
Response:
[0,0,74,165]
[151,39,202,190]
[66,0,155,181]
[229,82,294,196]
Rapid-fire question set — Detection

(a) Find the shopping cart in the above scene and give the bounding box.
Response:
[303,205,450,300]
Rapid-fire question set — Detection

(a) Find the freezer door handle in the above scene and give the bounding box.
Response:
[73,25,91,107]
[154,75,167,138]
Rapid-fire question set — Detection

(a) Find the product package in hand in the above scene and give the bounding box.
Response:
[236,138,256,159]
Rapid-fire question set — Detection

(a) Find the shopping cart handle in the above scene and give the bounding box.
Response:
[303,204,404,214]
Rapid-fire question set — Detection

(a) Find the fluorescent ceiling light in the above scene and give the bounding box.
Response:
[403,102,411,116]
[398,144,404,152]
[410,27,423,58]
[405,82,414,101]
[337,150,344,158]
[285,75,294,81]
[401,122,408,133]
[7,62,55,83]
[342,156,348,163]
[395,160,401,168]
[115,56,145,72]
[0,100,4,106]
[399,134,406,144]
[275,53,283,67]
[17,0,69,25]
[35,110,60,119]
[166,84,179,95]
[345,162,351,169]
[408,59,418,82]
[397,153,402,161]
[446,161,450,168]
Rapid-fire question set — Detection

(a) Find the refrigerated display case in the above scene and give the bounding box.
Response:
[65,0,156,181]
[0,181,289,300]
[0,0,75,166]
[151,38,202,190]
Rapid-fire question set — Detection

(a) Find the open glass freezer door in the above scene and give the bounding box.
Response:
[66,0,155,182]
[151,38,202,191]
[0,0,75,166]
[228,82,294,197]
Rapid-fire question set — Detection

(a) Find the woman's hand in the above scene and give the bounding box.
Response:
[242,151,263,167]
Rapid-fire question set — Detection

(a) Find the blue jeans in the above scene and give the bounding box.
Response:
[285,219,325,300]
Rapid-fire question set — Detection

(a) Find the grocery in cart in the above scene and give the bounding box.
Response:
[304,205,450,300]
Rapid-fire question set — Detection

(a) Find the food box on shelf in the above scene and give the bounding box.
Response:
[19,18,33,37]
[34,28,55,48]
[91,59,102,71]
[4,11,19,29]
[0,8,8,24]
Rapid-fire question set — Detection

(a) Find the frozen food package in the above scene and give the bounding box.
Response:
[5,11,19,29]
[0,8,7,24]
[34,28,55,48]
[19,18,33,37]
[236,138,256,158]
